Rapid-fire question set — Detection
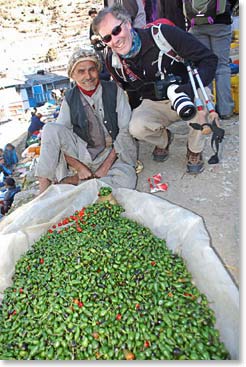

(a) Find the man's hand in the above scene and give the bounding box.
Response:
[193,110,220,135]
[208,111,220,126]
[64,154,94,180]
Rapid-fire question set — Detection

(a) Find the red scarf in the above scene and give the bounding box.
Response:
[77,82,99,97]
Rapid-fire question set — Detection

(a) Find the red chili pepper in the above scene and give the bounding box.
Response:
[52,225,56,229]
[48,229,53,234]
[151,261,156,266]
[116,313,122,320]
[78,302,84,308]
[39,258,44,264]
[76,227,82,232]
[78,209,85,217]
[19,288,23,293]
[135,303,140,310]
[92,332,99,339]
[144,340,150,348]
[183,292,196,300]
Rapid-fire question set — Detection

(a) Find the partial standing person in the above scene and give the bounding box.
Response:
[92,4,219,174]
[104,0,146,28]
[0,156,12,177]
[156,0,187,30]
[88,7,98,43]
[26,110,45,147]
[0,177,21,216]
[143,0,158,23]
[187,0,237,119]
[35,47,137,194]
[3,143,18,171]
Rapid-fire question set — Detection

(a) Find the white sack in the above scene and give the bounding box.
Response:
[0,179,239,359]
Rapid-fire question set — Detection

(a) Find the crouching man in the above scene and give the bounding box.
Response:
[35,47,137,194]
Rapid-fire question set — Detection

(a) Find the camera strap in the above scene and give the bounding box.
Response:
[189,120,225,164]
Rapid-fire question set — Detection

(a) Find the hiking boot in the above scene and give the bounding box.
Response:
[186,147,204,174]
[152,129,173,162]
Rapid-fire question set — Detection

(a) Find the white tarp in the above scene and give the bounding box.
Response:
[0,179,239,359]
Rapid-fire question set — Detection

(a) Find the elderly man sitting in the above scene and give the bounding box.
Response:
[35,47,137,194]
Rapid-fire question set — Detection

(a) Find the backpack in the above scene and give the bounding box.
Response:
[182,0,227,26]
[144,19,184,79]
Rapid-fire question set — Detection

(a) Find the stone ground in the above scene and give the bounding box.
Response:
[0,114,240,286]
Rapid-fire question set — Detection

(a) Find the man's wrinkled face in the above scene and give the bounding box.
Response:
[98,13,132,56]
[72,60,99,90]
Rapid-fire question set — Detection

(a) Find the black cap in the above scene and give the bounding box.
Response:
[5,177,16,187]
[88,8,97,16]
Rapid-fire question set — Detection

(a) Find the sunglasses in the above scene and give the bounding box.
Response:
[100,20,125,44]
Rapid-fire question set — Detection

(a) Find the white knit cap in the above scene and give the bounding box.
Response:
[67,47,102,78]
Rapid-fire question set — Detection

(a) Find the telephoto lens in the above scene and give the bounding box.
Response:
[167,84,197,121]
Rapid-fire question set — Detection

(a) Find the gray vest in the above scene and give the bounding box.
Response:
[65,81,119,147]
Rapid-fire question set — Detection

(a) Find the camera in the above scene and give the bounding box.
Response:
[167,84,196,121]
[154,74,197,121]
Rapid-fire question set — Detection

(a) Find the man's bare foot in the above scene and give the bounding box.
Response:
[38,177,52,194]
[59,174,80,185]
